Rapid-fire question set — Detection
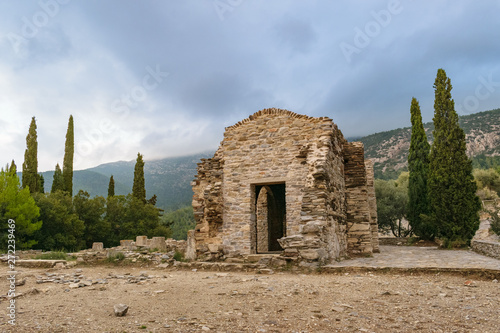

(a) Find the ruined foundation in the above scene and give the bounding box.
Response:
[191,108,378,264]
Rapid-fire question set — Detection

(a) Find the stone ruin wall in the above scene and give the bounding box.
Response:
[192,108,378,263]
[365,159,380,253]
[344,142,379,254]
[191,149,224,254]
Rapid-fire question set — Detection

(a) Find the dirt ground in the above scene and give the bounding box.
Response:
[1,265,499,333]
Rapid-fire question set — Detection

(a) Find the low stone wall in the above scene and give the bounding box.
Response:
[378,237,409,246]
[471,240,500,260]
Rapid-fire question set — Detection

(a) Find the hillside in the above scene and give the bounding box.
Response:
[359,108,500,179]
[85,153,211,210]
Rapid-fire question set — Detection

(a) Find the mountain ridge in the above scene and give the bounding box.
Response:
[37,108,499,210]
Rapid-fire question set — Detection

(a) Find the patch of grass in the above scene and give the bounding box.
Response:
[34,251,69,260]
[106,251,126,263]
[139,325,147,329]
[173,250,185,262]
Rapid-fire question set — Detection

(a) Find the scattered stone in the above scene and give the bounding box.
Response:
[464,280,477,287]
[113,304,129,317]
[15,279,26,286]
[201,326,211,331]
[69,283,80,289]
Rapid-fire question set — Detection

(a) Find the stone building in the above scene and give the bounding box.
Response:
[191,108,378,264]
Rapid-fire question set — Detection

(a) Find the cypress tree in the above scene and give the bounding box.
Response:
[22,117,39,193]
[9,160,17,174]
[51,163,64,193]
[428,68,481,247]
[39,174,45,194]
[62,115,74,196]
[407,98,432,239]
[132,153,146,203]
[108,175,115,197]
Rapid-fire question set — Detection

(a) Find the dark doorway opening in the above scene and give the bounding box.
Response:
[255,183,286,253]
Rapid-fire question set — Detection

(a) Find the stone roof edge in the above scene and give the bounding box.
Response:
[224,107,333,132]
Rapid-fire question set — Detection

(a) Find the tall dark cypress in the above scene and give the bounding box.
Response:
[51,163,64,193]
[132,153,146,203]
[39,174,45,194]
[22,117,39,193]
[428,69,481,246]
[9,160,17,174]
[407,98,432,239]
[62,115,74,196]
[108,175,115,197]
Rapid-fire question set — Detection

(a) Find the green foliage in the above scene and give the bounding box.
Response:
[22,117,39,193]
[108,175,115,197]
[63,115,74,196]
[375,173,410,237]
[33,191,85,252]
[8,160,16,174]
[51,164,64,193]
[39,174,45,193]
[427,69,481,246]
[471,154,500,170]
[473,168,500,196]
[162,205,195,240]
[0,167,42,249]
[407,97,433,240]
[34,251,69,260]
[489,206,500,236]
[132,153,146,203]
[173,250,184,262]
[74,190,110,248]
[105,194,171,246]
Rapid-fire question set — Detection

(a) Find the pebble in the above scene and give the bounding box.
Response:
[114,304,129,317]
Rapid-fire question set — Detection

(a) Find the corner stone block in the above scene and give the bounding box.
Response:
[136,236,148,247]
[150,237,167,250]
[91,242,104,251]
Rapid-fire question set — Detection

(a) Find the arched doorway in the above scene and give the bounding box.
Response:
[254,183,286,253]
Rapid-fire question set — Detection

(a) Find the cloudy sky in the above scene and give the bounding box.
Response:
[1,1,499,171]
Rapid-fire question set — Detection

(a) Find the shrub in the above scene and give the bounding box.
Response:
[173,250,184,262]
[106,251,125,262]
[488,207,500,236]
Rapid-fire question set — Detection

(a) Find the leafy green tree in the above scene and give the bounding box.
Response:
[33,191,85,251]
[132,153,146,203]
[105,195,128,246]
[74,190,110,248]
[108,175,115,197]
[427,68,481,247]
[473,168,500,196]
[22,117,39,193]
[63,115,74,196]
[375,173,410,237]
[163,205,194,240]
[0,166,42,249]
[51,164,64,193]
[407,97,433,239]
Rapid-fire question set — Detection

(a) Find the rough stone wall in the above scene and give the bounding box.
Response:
[191,149,224,254]
[471,240,500,260]
[365,160,380,253]
[344,142,374,254]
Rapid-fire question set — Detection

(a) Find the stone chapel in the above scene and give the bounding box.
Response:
[190,108,379,264]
